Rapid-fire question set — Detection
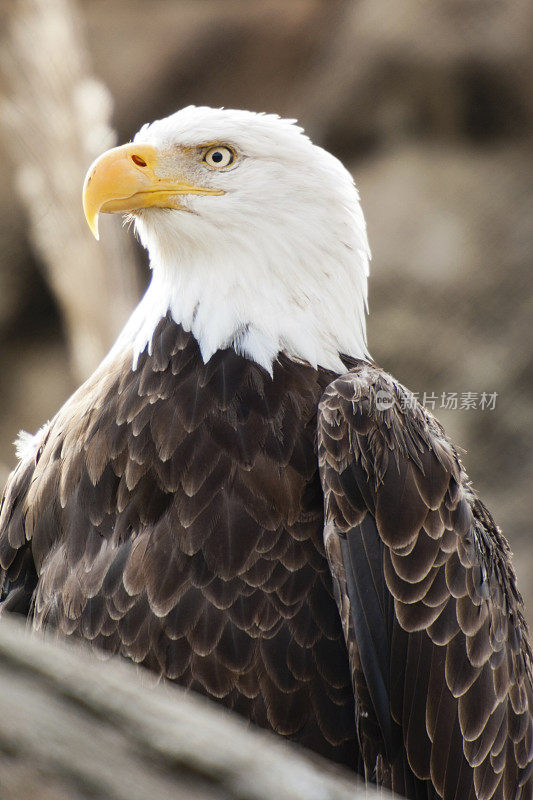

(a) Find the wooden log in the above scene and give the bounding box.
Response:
[0,615,386,800]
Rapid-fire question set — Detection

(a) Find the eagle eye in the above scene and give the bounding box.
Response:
[203,146,235,169]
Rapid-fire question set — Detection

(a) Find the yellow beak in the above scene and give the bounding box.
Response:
[82,143,224,240]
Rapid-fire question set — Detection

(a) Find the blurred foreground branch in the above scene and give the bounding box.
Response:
[0,0,140,382]
[0,615,384,800]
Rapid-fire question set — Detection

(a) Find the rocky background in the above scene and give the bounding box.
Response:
[0,0,531,627]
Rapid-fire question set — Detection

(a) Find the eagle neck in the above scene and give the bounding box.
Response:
[108,215,370,374]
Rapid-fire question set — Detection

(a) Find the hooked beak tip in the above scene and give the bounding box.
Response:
[88,215,100,241]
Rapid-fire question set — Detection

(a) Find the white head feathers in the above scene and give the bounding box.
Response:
[111,106,370,374]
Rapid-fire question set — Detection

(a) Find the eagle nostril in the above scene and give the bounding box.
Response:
[131,154,147,167]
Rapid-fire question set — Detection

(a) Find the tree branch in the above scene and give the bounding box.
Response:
[0,0,141,382]
[0,615,388,800]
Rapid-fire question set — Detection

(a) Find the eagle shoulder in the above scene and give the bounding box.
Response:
[0,350,128,620]
[317,364,533,799]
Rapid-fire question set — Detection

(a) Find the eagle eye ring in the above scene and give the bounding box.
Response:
[203,145,235,169]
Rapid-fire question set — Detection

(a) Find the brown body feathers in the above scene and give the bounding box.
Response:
[1,317,531,799]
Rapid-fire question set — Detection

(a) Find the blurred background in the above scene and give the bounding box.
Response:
[0,0,531,626]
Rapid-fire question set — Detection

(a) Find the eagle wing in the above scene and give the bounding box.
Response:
[0,454,38,616]
[317,364,533,799]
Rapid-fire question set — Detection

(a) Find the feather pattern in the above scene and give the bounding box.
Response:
[1,318,531,798]
[0,316,360,771]
[318,364,533,799]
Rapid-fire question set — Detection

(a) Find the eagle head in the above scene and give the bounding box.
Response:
[83,106,370,372]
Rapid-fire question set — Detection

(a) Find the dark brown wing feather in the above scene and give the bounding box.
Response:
[0,456,37,615]
[0,316,360,772]
[318,364,533,799]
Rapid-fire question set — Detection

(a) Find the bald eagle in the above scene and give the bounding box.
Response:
[1,107,531,799]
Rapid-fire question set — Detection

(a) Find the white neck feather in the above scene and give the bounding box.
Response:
[108,206,370,375]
